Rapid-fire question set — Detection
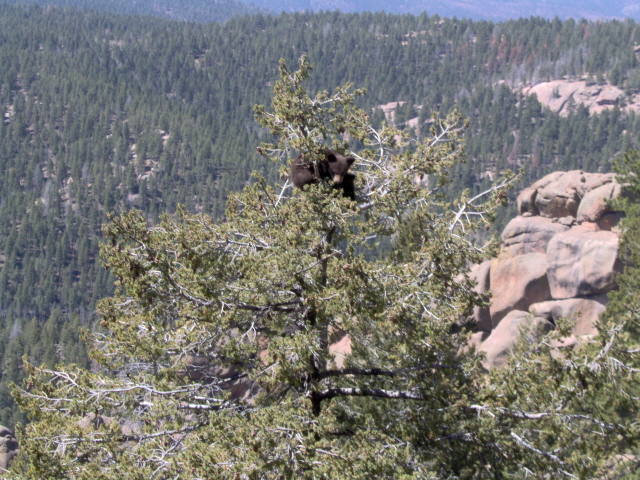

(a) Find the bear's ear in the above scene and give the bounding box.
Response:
[326,152,337,163]
[346,156,355,166]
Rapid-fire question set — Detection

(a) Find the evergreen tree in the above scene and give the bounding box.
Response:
[10,57,507,478]
[11,57,639,479]
[2,0,640,433]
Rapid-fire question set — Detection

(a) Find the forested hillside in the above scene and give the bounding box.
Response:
[7,0,640,21]
[249,0,640,21]
[1,4,640,425]
[0,0,251,22]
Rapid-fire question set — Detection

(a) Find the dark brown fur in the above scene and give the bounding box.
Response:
[289,150,355,200]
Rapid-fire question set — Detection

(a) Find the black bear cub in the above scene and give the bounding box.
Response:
[289,150,356,200]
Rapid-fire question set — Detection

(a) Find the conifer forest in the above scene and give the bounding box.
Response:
[0,2,639,477]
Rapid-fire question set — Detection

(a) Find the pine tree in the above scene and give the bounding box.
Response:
[9,57,639,479]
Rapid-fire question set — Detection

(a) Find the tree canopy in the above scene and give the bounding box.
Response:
[7,57,639,479]
[3,5,640,425]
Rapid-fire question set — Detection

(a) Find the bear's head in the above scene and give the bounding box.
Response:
[325,150,355,185]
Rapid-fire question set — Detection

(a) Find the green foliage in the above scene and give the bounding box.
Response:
[0,0,251,22]
[12,57,639,479]
[2,4,640,426]
[254,55,368,163]
[11,57,509,479]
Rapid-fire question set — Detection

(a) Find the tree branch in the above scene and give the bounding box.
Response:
[310,387,424,415]
[315,363,455,380]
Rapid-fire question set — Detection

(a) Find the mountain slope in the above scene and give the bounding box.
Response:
[0,0,252,22]
[1,5,640,426]
[252,0,640,20]
[4,0,640,21]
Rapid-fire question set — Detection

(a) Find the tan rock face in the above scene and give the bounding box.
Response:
[478,310,553,369]
[529,295,607,337]
[534,172,581,218]
[465,170,623,368]
[329,332,352,369]
[464,170,621,368]
[546,224,620,299]
[521,79,640,116]
[533,171,614,218]
[577,182,621,224]
[516,186,538,215]
[501,216,569,256]
[489,253,551,326]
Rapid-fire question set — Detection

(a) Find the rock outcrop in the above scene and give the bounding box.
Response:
[472,171,622,368]
[577,182,621,224]
[521,171,615,218]
[489,253,550,326]
[529,296,607,338]
[521,79,640,116]
[478,310,553,368]
[500,216,568,256]
[546,224,620,299]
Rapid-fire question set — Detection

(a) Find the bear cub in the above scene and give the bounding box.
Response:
[289,149,356,200]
